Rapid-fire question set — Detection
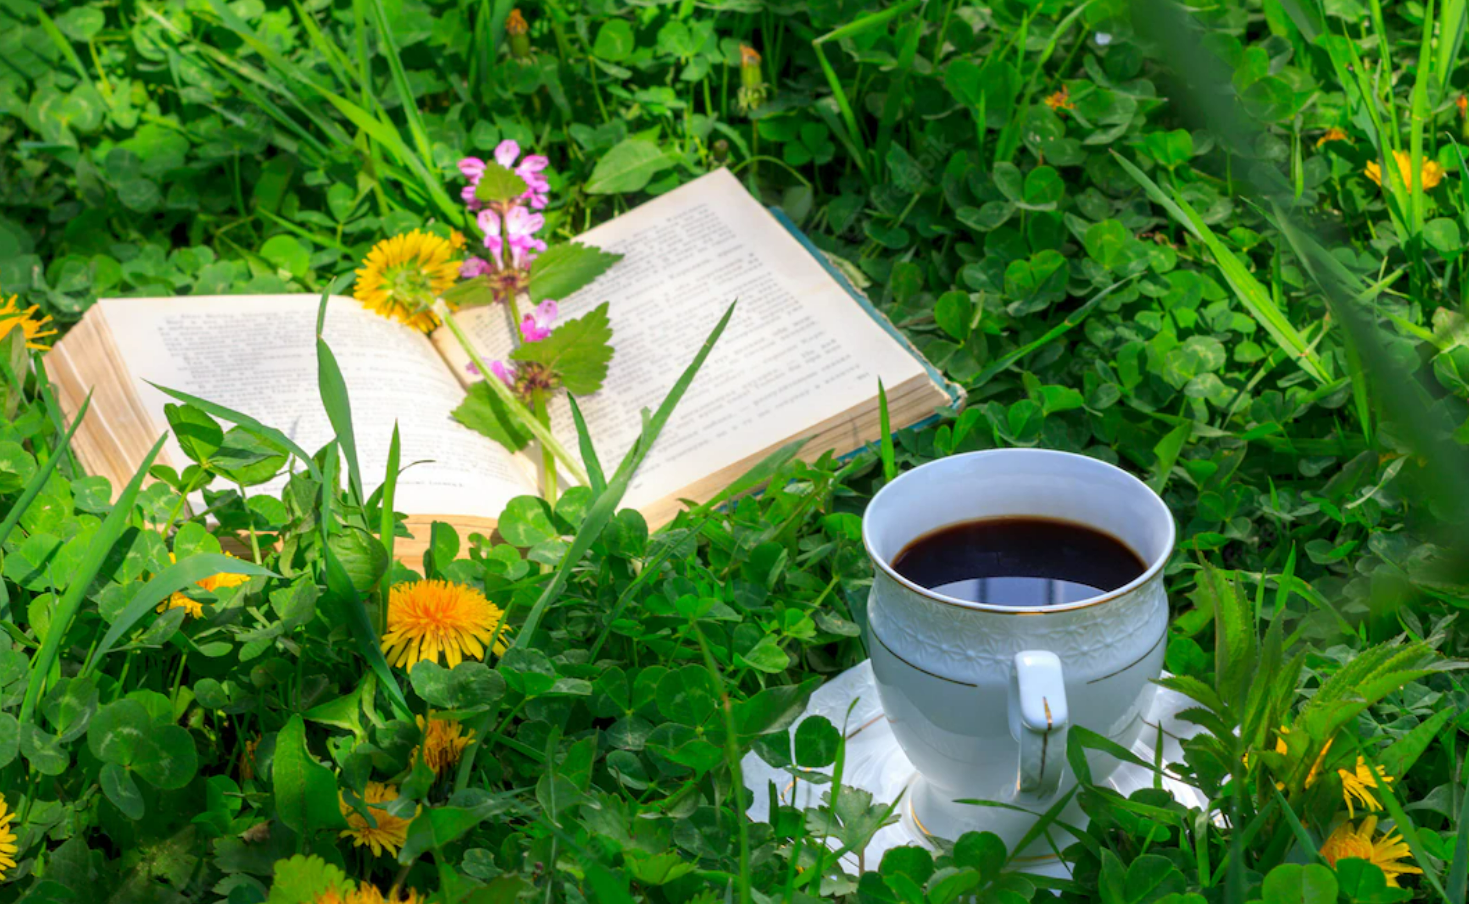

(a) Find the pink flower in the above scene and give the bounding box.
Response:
[504,205,546,268]
[460,257,493,278]
[494,140,521,168]
[488,360,516,385]
[520,300,558,342]
[459,157,487,210]
[478,209,504,263]
[466,361,480,376]
[517,155,550,209]
[458,144,551,212]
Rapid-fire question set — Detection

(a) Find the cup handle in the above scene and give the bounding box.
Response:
[1009,651,1069,796]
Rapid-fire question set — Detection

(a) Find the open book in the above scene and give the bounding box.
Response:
[47,169,959,560]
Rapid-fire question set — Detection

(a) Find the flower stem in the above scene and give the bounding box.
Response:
[533,389,557,505]
[435,303,588,487]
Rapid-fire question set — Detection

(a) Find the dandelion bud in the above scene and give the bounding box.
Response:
[712,138,730,163]
[737,45,768,115]
[507,9,531,60]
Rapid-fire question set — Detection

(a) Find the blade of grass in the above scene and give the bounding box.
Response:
[316,302,365,506]
[568,395,606,495]
[1448,760,1469,903]
[877,379,896,483]
[378,421,400,631]
[84,554,277,676]
[1114,152,1331,384]
[809,0,923,174]
[365,0,438,170]
[20,434,166,725]
[0,392,90,549]
[970,276,1131,389]
[513,301,737,648]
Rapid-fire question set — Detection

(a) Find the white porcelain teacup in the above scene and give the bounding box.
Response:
[862,449,1175,849]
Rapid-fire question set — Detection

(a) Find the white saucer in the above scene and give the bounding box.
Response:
[741,660,1207,878]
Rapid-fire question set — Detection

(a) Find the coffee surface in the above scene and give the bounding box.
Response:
[891,517,1146,607]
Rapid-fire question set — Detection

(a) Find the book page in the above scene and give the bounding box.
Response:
[435,167,927,511]
[97,295,534,519]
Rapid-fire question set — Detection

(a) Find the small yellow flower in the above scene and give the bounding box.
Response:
[0,291,57,351]
[0,793,18,879]
[1339,757,1393,817]
[412,712,475,777]
[381,580,509,671]
[1458,95,1467,119]
[1366,150,1446,191]
[339,782,417,858]
[157,552,252,618]
[448,229,468,251]
[1320,816,1422,887]
[353,230,461,332]
[1044,86,1075,112]
[1316,127,1349,148]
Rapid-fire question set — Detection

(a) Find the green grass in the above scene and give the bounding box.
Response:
[2,0,1469,900]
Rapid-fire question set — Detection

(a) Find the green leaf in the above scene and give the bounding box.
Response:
[592,19,635,61]
[934,291,972,341]
[264,855,354,904]
[164,403,224,463]
[272,715,347,836]
[586,139,675,194]
[473,161,529,204]
[100,762,145,820]
[511,302,614,395]
[528,242,624,304]
[1332,860,1412,903]
[1259,863,1337,904]
[793,715,840,767]
[409,661,508,710]
[452,381,535,452]
[399,791,515,862]
[733,677,820,738]
[261,234,311,278]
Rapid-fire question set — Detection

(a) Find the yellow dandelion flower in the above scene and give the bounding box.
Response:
[1044,86,1074,112]
[412,712,475,777]
[448,229,468,251]
[156,552,252,618]
[352,230,461,332]
[0,793,18,879]
[1320,816,1422,887]
[315,885,424,904]
[381,580,509,670]
[1316,127,1349,148]
[339,782,417,858]
[0,291,57,351]
[1366,150,1446,191]
[1340,757,1393,817]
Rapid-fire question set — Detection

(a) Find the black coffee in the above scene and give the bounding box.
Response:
[891,517,1146,607]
